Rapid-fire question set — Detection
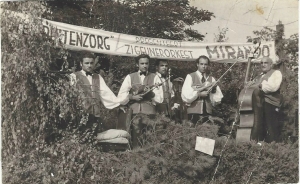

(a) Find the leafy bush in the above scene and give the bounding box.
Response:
[2,117,298,184]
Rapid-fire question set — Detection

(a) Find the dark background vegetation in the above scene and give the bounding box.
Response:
[1,1,298,183]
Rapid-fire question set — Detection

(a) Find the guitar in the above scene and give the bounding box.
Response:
[129,75,171,97]
[116,76,170,131]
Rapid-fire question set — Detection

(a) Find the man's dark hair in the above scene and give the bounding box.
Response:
[155,60,168,67]
[196,55,210,65]
[82,52,95,59]
[79,52,95,64]
[135,54,150,63]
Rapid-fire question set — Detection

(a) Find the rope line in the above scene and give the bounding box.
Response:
[209,83,250,184]
[225,0,239,28]
[216,17,298,27]
[266,0,276,23]
[245,140,265,184]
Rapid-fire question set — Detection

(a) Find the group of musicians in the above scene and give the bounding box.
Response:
[71,52,283,148]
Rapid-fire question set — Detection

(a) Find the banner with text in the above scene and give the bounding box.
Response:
[4,9,276,63]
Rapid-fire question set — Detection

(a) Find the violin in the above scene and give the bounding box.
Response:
[117,79,167,132]
[129,83,161,98]
[129,75,171,98]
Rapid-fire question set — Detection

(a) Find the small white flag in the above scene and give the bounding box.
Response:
[195,136,215,156]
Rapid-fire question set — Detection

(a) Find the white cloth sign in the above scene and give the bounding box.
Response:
[3,9,276,63]
[195,136,215,156]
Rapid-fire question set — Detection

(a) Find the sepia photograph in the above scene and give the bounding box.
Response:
[1,0,298,183]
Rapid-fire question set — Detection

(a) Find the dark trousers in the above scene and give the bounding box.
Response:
[187,100,209,125]
[78,114,103,144]
[251,89,283,143]
[117,108,157,149]
[188,114,209,125]
[263,102,282,143]
[156,103,171,117]
[172,108,182,123]
[251,89,265,141]
[131,114,156,149]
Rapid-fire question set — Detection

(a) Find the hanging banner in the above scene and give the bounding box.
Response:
[2,9,276,63]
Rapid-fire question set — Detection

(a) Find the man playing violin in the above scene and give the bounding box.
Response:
[117,54,164,148]
[246,56,283,143]
[181,55,223,125]
[155,60,183,118]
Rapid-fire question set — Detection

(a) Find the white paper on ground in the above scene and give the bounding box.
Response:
[195,136,215,156]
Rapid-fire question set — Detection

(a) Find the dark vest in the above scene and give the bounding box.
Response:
[74,71,101,117]
[254,69,282,107]
[156,74,172,115]
[129,72,156,114]
[187,72,213,115]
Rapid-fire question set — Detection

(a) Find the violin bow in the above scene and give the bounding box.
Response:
[141,74,172,96]
[207,40,262,93]
[206,60,239,93]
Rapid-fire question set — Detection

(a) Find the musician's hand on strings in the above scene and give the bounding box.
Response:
[134,94,143,101]
[245,81,255,88]
[198,91,209,97]
[130,94,143,101]
[144,85,150,92]
[154,82,162,89]
[207,81,218,93]
[192,83,206,91]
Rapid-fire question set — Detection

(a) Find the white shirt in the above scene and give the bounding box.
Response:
[117,71,164,105]
[70,70,120,109]
[181,70,223,104]
[260,70,282,93]
[156,72,174,98]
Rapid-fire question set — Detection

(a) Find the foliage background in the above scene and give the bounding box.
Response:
[1,1,298,184]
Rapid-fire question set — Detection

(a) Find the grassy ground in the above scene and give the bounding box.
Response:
[2,116,298,184]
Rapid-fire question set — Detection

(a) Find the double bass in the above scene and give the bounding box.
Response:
[236,41,262,142]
